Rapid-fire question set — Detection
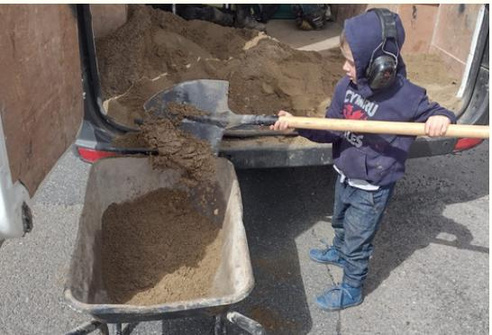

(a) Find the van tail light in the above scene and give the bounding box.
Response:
[453,138,484,152]
[76,147,119,163]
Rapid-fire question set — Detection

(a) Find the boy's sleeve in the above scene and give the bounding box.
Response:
[413,94,457,124]
[296,79,346,143]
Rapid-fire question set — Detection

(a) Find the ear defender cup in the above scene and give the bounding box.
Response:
[365,55,397,90]
[365,8,399,90]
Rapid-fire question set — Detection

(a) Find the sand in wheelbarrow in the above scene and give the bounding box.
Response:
[101,187,223,305]
[103,103,223,305]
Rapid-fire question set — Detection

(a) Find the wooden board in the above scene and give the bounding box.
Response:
[0,5,83,196]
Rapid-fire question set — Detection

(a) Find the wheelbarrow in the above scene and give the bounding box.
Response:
[64,157,265,334]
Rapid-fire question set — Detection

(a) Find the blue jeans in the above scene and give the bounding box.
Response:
[332,175,395,288]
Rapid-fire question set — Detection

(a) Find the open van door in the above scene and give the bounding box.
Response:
[0,5,83,241]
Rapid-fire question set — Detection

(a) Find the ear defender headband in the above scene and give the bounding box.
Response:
[365,8,400,90]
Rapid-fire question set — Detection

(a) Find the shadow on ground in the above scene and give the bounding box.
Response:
[227,141,488,334]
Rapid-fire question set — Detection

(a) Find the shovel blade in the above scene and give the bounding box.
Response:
[144,80,232,155]
[144,79,231,118]
[180,119,223,155]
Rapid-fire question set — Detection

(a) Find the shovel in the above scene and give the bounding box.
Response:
[143,79,489,154]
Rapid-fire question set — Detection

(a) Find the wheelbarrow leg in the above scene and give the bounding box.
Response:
[65,320,109,335]
[214,314,227,335]
[113,322,138,335]
[226,311,266,335]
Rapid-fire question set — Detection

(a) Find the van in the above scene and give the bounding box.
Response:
[0,4,488,241]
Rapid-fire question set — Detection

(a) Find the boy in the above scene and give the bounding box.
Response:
[270,9,456,311]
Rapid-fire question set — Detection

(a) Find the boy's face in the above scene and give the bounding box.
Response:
[341,43,357,84]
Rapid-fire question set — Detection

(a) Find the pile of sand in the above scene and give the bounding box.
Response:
[97,5,460,130]
[102,187,223,305]
[97,5,345,128]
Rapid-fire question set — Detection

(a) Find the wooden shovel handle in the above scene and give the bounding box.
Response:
[281,116,489,139]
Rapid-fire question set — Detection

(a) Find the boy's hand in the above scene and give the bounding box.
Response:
[269,110,294,131]
[425,115,451,137]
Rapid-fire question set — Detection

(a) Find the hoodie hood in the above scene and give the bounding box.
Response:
[344,9,406,98]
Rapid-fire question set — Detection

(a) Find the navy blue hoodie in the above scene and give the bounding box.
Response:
[298,10,457,186]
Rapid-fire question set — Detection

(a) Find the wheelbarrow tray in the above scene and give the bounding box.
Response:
[64,157,254,324]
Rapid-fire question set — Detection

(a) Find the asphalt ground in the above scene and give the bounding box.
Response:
[0,139,488,335]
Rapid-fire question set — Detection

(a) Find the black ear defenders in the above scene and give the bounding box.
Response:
[365,8,399,90]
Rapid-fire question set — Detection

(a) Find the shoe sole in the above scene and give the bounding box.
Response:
[317,297,364,311]
[309,254,345,268]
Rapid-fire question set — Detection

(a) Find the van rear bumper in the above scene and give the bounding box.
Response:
[217,136,459,169]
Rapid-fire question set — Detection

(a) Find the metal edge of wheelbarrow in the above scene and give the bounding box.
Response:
[63,288,255,324]
[63,156,255,324]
